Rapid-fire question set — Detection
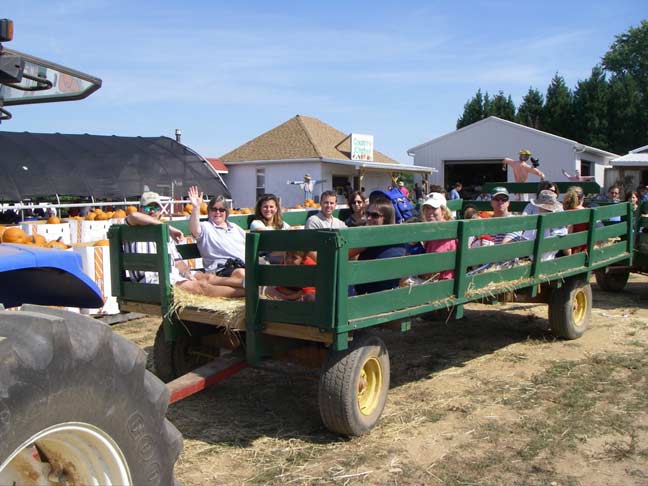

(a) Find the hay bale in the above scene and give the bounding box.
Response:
[170,286,246,331]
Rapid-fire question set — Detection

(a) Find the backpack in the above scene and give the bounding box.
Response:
[369,188,414,223]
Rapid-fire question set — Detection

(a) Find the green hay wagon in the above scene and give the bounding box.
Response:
[108,198,632,436]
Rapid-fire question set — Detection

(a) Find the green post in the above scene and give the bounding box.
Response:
[245,232,263,366]
[334,231,349,351]
[157,224,178,341]
[585,208,598,269]
[453,220,469,319]
[530,213,547,295]
[107,225,124,299]
[626,202,634,266]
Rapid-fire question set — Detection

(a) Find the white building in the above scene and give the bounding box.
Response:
[407,117,617,190]
[606,144,648,190]
[220,115,433,208]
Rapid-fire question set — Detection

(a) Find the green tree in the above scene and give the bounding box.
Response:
[602,20,648,153]
[602,20,648,91]
[456,89,488,128]
[606,74,643,154]
[487,91,516,121]
[571,66,609,149]
[542,74,573,138]
[517,87,544,128]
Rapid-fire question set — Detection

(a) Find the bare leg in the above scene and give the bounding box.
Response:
[177,279,245,298]
[194,271,244,288]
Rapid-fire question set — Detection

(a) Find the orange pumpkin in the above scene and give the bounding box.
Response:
[46,240,70,250]
[114,209,127,218]
[2,227,28,244]
[184,203,193,214]
[47,216,61,224]
[200,202,208,215]
[31,234,47,246]
[125,205,138,215]
[241,208,252,214]
[85,212,97,220]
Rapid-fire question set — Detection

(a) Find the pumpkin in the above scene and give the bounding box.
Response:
[46,240,70,250]
[200,202,208,215]
[95,213,109,221]
[114,209,127,218]
[31,234,47,246]
[85,212,97,220]
[47,216,61,224]
[2,227,28,244]
[125,205,138,215]
[94,239,110,247]
[184,203,193,214]
[241,208,252,214]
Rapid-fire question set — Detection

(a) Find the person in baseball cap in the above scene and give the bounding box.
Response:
[140,191,162,208]
[490,186,509,198]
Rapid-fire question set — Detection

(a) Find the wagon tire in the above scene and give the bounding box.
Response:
[548,279,592,339]
[0,305,182,486]
[594,268,629,292]
[153,321,223,382]
[318,333,390,436]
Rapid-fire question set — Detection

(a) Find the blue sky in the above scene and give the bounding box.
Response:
[2,1,644,163]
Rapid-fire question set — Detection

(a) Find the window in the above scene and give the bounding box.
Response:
[256,168,265,200]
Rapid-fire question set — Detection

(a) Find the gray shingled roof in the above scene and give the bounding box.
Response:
[220,115,399,164]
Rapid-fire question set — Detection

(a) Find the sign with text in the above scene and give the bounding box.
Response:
[351,133,374,161]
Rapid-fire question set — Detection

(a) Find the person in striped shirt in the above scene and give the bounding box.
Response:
[489,187,525,244]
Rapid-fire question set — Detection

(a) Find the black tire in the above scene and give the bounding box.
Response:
[548,279,592,339]
[318,333,390,436]
[153,321,224,382]
[0,305,182,485]
[594,268,630,292]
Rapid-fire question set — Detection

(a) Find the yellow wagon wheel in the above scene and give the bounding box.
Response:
[548,278,592,340]
[318,333,390,436]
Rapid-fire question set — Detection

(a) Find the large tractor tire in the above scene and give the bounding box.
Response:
[154,321,237,382]
[548,279,592,340]
[594,268,630,292]
[0,305,182,486]
[318,333,390,436]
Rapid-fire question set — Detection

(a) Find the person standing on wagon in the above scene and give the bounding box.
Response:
[502,149,545,200]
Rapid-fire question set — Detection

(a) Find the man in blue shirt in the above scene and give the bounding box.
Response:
[448,182,462,200]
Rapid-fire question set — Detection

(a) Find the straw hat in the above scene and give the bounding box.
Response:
[530,190,563,212]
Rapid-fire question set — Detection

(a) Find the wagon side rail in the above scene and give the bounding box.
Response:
[245,229,341,364]
[335,204,631,335]
[108,223,177,335]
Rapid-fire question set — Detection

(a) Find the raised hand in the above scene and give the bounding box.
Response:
[187,185,203,209]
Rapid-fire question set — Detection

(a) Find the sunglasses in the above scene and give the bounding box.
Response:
[367,211,384,219]
[492,197,509,202]
[142,204,161,213]
[209,207,227,213]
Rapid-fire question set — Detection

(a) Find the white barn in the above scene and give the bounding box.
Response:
[407,117,617,191]
[221,115,433,208]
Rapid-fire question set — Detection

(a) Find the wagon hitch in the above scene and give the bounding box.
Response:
[166,355,248,405]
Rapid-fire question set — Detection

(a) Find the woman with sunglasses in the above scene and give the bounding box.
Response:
[353,200,406,295]
[345,191,367,227]
[250,194,290,231]
[187,186,246,291]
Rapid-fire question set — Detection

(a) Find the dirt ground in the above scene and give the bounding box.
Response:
[113,274,648,485]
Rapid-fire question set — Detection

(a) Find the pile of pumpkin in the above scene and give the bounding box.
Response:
[0,226,109,248]
[229,208,252,215]
[67,208,129,221]
[292,199,319,210]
